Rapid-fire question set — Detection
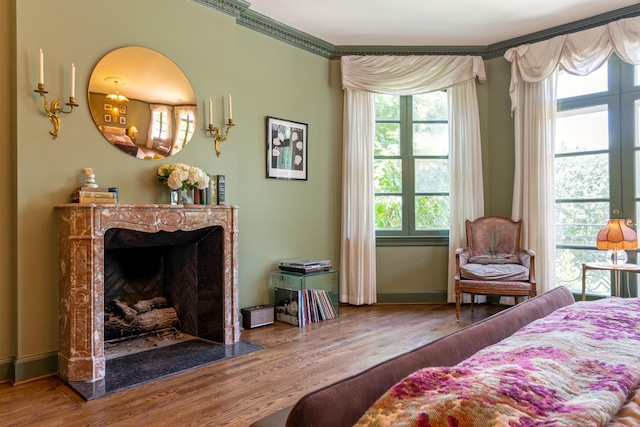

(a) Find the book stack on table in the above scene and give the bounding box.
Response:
[278,259,332,274]
[71,187,117,204]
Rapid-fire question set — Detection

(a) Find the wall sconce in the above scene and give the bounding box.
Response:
[33,49,78,139]
[205,95,235,157]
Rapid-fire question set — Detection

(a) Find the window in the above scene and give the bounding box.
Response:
[152,109,170,140]
[555,56,640,296]
[374,92,450,242]
[174,108,196,150]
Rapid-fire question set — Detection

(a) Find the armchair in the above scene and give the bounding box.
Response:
[455,216,536,321]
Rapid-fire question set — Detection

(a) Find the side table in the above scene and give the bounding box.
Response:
[581,262,640,300]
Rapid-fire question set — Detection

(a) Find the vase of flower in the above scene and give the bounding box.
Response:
[157,163,210,205]
[177,187,194,205]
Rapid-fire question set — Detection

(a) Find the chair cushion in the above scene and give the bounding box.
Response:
[461,263,529,281]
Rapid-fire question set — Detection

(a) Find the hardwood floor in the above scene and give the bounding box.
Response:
[0,303,504,426]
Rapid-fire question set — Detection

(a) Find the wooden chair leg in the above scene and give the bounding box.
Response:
[470,293,475,312]
[455,292,461,322]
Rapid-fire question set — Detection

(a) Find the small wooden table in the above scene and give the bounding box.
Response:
[581,262,640,300]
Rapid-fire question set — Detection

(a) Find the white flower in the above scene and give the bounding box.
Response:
[157,163,209,190]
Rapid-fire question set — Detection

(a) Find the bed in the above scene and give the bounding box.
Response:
[99,125,139,157]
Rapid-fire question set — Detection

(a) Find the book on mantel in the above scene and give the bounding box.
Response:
[278,259,332,274]
[71,186,117,204]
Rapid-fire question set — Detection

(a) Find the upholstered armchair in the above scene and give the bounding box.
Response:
[455,216,536,321]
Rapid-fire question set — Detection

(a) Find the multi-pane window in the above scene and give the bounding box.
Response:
[374,92,450,239]
[555,56,640,296]
[175,110,195,150]
[151,109,169,140]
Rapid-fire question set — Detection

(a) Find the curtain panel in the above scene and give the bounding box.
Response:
[340,55,486,305]
[505,15,640,295]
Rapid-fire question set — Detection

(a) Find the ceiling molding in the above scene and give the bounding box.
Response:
[194,0,640,60]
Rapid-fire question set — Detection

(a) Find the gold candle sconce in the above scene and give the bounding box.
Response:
[34,49,77,139]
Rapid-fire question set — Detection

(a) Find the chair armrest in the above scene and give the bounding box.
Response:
[455,248,470,279]
[517,249,535,269]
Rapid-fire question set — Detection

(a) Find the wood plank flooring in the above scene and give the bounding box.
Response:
[0,303,504,426]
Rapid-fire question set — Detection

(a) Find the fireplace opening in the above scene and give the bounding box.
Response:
[103,226,225,357]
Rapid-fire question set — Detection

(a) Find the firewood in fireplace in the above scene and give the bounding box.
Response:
[109,299,137,322]
[105,307,179,340]
[133,297,169,314]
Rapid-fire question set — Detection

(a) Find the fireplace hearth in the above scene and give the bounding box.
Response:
[56,204,252,399]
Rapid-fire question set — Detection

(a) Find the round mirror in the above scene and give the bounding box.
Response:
[88,46,197,160]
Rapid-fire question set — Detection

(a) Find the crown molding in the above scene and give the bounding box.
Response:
[193,0,640,60]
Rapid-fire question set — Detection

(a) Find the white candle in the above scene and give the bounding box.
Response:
[228,94,233,120]
[70,63,76,98]
[209,98,213,125]
[38,48,44,85]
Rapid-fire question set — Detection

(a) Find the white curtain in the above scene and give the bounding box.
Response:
[341,55,486,305]
[172,105,197,154]
[505,15,640,294]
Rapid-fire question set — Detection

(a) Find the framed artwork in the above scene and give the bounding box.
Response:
[104,114,112,123]
[119,105,127,115]
[104,103,112,111]
[266,116,307,180]
[119,116,127,125]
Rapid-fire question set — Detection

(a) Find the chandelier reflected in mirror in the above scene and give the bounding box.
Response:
[105,77,129,103]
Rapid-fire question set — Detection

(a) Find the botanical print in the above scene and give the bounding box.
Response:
[267,117,307,180]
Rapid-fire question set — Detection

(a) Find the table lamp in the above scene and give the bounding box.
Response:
[596,218,637,265]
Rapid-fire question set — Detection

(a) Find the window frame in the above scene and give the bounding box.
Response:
[374,94,450,246]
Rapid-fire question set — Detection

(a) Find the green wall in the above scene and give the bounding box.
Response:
[2,0,517,382]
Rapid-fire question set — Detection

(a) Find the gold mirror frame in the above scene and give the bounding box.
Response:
[88,46,197,160]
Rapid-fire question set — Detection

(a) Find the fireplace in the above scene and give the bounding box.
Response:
[56,204,241,392]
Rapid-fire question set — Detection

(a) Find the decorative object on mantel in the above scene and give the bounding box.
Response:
[157,163,210,205]
[33,48,78,139]
[71,187,117,204]
[205,95,235,157]
[84,168,98,188]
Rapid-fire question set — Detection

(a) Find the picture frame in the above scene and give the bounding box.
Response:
[119,116,127,125]
[104,103,112,111]
[266,116,308,180]
[104,114,112,123]
[119,105,127,115]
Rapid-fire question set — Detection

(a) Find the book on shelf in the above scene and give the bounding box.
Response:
[274,287,337,327]
[216,175,225,205]
[274,287,305,327]
[71,189,117,204]
[207,174,225,205]
[74,197,117,204]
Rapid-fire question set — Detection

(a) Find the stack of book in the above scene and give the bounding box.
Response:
[71,187,117,204]
[274,286,337,327]
[278,259,332,274]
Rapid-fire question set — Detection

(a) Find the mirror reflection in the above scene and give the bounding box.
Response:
[88,46,197,160]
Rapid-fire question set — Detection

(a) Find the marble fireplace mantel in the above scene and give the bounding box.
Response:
[55,204,239,383]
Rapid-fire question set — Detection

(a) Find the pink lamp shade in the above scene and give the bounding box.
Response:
[596,219,637,253]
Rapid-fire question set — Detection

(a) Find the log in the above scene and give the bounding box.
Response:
[133,308,178,331]
[133,297,168,314]
[109,299,137,322]
[104,307,178,340]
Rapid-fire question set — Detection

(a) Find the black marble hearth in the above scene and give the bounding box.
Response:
[68,339,261,400]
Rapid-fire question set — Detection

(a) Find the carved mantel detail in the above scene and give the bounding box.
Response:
[56,204,239,382]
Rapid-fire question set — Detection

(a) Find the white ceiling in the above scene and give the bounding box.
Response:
[247,0,640,46]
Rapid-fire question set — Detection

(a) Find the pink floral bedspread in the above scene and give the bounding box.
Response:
[356,297,640,426]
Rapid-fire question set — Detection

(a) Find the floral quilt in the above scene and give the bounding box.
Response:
[356,297,640,427]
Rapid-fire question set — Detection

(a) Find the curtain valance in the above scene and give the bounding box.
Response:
[506,16,640,111]
[341,55,486,95]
